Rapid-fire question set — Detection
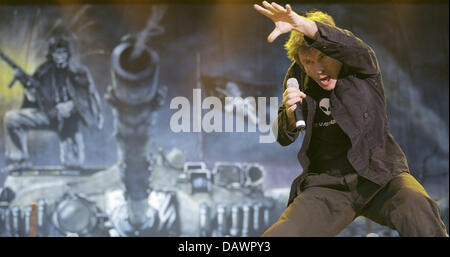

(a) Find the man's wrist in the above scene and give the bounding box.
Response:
[294,16,319,40]
[285,109,297,132]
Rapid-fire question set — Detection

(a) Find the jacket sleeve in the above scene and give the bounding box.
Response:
[275,62,303,146]
[305,21,379,76]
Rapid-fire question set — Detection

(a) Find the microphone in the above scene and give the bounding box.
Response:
[286,78,306,130]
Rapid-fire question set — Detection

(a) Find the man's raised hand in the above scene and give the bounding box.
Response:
[253,1,300,43]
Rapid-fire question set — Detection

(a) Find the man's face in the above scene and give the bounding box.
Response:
[52,47,69,69]
[298,48,342,91]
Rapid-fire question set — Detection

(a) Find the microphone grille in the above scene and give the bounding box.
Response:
[287,78,299,89]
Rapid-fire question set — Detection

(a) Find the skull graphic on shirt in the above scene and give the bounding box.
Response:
[319,98,331,116]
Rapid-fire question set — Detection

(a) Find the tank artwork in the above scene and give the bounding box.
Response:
[0,32,288,237]
[0,153,287,237]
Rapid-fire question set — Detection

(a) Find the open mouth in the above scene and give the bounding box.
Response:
[319,76,331,86]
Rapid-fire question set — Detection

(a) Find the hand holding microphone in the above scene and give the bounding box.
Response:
[283,78,306,130]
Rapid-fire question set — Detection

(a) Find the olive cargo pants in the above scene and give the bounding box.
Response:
[262,171,448,237]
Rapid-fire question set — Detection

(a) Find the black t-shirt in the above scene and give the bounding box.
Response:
[305,82,353,172]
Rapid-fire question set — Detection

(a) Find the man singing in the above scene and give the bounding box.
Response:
[254,1,448,236]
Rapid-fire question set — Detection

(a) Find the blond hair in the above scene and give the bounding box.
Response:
[284,10,336,64]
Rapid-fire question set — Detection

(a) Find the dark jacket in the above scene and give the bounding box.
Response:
[277,22,410,206]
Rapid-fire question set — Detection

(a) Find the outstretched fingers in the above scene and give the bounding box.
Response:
[262,1,278,14]
[253,4,273,18]
[271,2,286,12]
[254,1,297,43]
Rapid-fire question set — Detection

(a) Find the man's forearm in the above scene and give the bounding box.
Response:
[293,15,319,40]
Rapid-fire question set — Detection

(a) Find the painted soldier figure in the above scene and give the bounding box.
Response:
[3,36,102,170]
